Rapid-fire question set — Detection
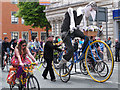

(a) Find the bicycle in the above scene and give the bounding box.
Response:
[34,48,46,68]
[2,52,12,72]
[53,39,114,83]
[9,63,40,90]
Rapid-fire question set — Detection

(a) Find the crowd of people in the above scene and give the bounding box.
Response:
[0,34,119,87]
[1,36,120,70]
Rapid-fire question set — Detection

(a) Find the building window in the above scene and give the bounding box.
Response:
[11,0,18,4]
[11,11,18,24]
[32,32,38,41]
[41,32,46,41]
[11,32,19,40]
[21,18,24,24]
[22,32,29,42]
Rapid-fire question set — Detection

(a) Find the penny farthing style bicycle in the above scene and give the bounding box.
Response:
[52,27,114,83]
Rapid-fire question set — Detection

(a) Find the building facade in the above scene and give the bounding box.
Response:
[1,1,51,42]
[45,0,120,44]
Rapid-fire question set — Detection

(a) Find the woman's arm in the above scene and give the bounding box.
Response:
[26,48,36,62]
[14,48,24,66]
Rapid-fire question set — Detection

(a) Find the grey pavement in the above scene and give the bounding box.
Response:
[0,62,120,90]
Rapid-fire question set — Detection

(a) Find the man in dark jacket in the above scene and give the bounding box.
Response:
[42,35,62,82]
[114,39,120,62]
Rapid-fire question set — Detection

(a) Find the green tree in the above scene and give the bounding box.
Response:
[15,1,51,37]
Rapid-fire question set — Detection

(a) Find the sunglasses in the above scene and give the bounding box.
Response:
[22,45,27,47]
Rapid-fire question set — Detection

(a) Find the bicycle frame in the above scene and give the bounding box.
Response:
[58,40,104,68]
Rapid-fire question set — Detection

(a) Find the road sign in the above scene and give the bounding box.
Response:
[89,7,108,22]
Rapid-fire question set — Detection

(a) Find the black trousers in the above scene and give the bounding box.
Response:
[115,49,120,62]
[1,52,5,68]
[61,29,89,61]
[42,58,55,80]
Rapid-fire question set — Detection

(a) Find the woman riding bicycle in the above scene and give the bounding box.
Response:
[11,39,38,85]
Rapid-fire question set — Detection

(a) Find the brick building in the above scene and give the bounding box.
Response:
[1,1,51,42]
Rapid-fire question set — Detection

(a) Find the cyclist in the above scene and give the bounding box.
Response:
[10,39,17,55]
[1,37,11,70]
[27,40,35,54]
[57,1,97,68]
[34,37,43,57]
[11,39,38,85]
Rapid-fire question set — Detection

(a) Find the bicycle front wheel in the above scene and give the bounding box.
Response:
[59,64,70,83]
[27,75,40,90]
[85,40,114,82]
[52,51,74,77]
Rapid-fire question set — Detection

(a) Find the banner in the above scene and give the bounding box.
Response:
[39,0,50,5]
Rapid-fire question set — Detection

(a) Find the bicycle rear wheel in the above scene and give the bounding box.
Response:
[27,75,40,90]
[85,40,114,82]
[52,51,74,77]
[59,64,70,83]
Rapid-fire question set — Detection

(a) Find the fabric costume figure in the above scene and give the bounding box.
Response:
[57,1,97,68]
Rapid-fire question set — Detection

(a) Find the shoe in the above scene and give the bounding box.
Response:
[42,75,47,79]
[43,77,47,79]
[56,59,67,68]
[15,78,20,85]
[51,79,56,82]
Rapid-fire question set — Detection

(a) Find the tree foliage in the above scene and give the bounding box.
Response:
[15,2,51,29]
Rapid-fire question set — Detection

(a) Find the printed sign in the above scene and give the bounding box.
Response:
[113,9,120,20]
[39,0,50,5]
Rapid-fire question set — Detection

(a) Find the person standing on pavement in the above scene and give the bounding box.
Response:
[42,35,62,82]
[106,37,112,48]
[114,39,120,62]
[106,37,112,60]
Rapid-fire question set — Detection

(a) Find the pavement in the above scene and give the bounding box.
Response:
[0,61,120,90]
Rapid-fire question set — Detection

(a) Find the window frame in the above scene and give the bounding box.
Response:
[22,31,29,42]
[11,31,19,40]
[11,11,19,24]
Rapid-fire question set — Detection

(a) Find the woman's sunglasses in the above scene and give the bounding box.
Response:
[22,45,26,47]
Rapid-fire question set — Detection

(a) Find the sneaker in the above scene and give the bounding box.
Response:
[42,75,47,79]
[51,79,56,82]
[56,59,67,68]
[15,78,20,85]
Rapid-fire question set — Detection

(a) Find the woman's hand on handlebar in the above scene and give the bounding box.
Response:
[20,62,24,67]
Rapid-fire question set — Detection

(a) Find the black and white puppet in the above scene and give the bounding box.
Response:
[57,1,97,68]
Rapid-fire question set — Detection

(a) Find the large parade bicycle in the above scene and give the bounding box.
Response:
[8,63,40,90]
[52,38,114,83]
